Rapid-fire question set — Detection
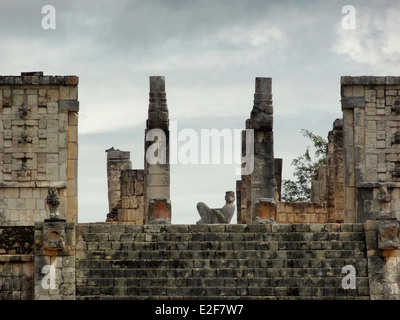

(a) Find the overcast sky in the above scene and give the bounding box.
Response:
[1,0,399,224]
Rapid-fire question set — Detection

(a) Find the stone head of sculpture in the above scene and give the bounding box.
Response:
[225,191,235,204]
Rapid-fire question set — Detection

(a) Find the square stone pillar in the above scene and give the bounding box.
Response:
[34,220,75,300]
[365,218,400,300]
[246,77,276,224]
[144,76,171,224]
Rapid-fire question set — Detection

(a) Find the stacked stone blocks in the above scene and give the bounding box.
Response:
[341,76,400,222]
[0,72,79,225]
[276,202,327,224]
[118,169,145,223]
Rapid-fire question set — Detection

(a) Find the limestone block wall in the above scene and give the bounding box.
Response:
[276,202,328,224]
[341,76,400,222]
[75,223,369,300]
[0,72,79,225]
[0,226,34,300]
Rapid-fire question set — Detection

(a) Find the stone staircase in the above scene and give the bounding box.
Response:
[75,223,370,300]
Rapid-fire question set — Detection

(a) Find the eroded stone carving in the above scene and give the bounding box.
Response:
[43,222,66,250]
[253,198,276,225]
[378,184,392,218]
[378,219,400,250]
[18,130,33,144]
[196,191,235,224]
[47,187,60,220]
[18,103,29,118]
[148,198,171,224]
[392,97,400,115]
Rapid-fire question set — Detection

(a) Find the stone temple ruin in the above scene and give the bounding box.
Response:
[0,72,399,300]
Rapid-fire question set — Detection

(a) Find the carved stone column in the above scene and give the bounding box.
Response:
[246,77,276,224]
[34,191,75,300]
[144,76,171,224]
[365,218,400,300]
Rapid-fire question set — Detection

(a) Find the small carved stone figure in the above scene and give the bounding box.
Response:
[196,191,235,224]
[47,187,60,220]
[393,99,400,115]
[18,131,32,144]
[18,104,28,117]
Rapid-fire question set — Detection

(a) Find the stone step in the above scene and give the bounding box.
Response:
[76,285,370,298]
[79,240,366,254]
[77,266,367,279]
[79,276,370,288]
[79,223,366,234]
[79,249,367,262]
[81,231,366,243]
[78,263,369,279]
[77,251,366,270]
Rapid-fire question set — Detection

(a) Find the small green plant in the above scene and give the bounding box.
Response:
[281,129,327,202]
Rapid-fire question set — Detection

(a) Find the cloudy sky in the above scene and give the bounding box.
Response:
[1,0,399,224]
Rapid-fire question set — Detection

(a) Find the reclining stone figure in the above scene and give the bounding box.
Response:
[196,191,235,224]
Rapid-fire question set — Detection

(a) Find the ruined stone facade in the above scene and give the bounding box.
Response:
[0,72,79,225]
[341,76,400,223]
[0,73,399,300]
